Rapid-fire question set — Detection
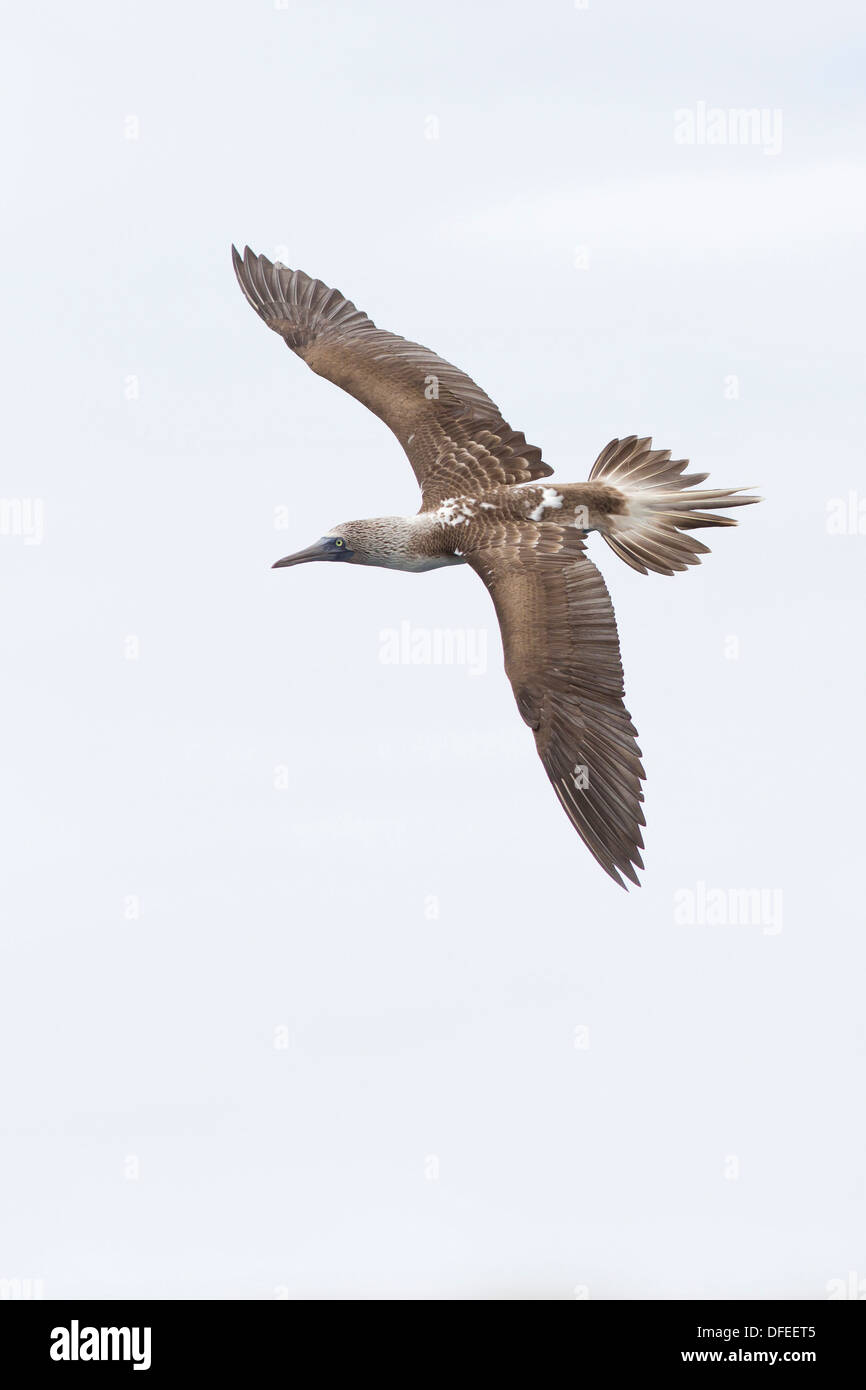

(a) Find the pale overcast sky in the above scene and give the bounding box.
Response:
[1,0,864,1298]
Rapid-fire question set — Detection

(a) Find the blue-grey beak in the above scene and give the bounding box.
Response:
[272,540,335,569]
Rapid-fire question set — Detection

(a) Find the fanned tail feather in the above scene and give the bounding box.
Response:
[589,436,761,576]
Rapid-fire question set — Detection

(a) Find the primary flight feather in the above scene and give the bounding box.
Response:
[233,245,759,887]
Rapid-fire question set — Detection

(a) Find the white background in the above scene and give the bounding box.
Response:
[2,0,864,1299]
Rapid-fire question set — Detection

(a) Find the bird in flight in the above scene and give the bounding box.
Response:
[232,245,759,888]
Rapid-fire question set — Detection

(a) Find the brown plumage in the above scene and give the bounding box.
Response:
[232,245,760,888]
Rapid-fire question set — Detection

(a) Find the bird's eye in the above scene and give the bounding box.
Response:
[334,538,344,547]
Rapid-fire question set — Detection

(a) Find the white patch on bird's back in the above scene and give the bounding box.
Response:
[436,497,476,525]
[528,487,564,522]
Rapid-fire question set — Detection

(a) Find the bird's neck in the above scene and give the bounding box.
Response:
[355,514,465,572]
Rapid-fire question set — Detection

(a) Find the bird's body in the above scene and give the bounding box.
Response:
[321,481,625,572]
[233,245,760,887]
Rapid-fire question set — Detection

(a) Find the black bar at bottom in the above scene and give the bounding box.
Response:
[1,1297,862,1374]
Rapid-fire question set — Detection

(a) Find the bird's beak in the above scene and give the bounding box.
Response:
[272,542,332,569]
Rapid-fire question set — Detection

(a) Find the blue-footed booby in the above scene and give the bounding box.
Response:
[232,245,759,887]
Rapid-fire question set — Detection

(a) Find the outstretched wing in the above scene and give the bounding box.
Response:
[466,524,646,888]
[232,245,552,508]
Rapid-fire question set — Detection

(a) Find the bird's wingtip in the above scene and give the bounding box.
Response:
[616,853,643,889]
[605,861,639,891]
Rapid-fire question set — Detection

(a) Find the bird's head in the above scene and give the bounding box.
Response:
[276,517,414,569]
